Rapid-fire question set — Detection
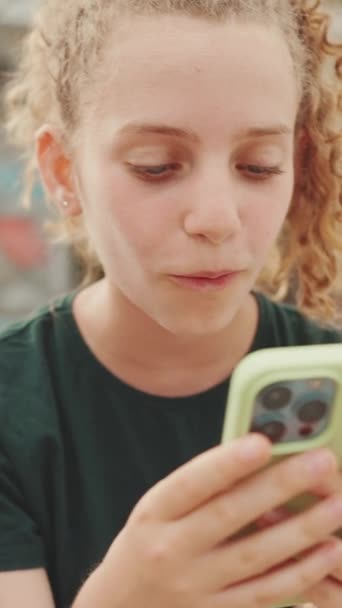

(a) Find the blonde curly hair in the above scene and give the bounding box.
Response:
[3,0,342,325]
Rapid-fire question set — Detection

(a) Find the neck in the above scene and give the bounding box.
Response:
[72,278,259,397]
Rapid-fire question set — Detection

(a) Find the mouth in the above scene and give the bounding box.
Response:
[177,271,239,279]
[169,270,242,291]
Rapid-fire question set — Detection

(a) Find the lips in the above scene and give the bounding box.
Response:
[169,271,241,292]
[173,271,237,279]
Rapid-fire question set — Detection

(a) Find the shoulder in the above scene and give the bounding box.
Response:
[0,292,76,432]
[0,291,75,369]
[0,291,75,346]
[0,298,78,579]
[255,291,342,347]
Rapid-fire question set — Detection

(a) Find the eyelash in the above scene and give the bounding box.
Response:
[128,163,284,182]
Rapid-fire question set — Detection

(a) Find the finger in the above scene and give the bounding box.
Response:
[309,539,342,585]
[176,447,337,552]
[288,533,342,586]
[212,539,342,608]
[258,511,342,587]
[310,471,342,498]
[330,573,342,584]
[257,510,342,584]
[200,493,342,589]
[306,576,342,607]
[136,434,271,521]
[329,544,342,583]
[257,508,342,584]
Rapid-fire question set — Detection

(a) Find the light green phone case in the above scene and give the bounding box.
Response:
[221,343,342,608]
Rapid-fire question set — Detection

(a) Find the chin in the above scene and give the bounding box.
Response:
[155,307,239,338]
[136,278,254,337]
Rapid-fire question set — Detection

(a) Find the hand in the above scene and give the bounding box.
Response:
[310,471,342,584]
[282,541,342,608]
[301,472,342,607]
[74,435,342,608]
[304,576,342,607]
[257,471,342,608]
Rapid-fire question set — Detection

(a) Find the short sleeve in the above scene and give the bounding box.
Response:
[0,443,45,571]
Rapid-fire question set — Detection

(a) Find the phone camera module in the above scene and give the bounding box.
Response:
[297,399,327,424]
[260,385,292,410]
[251,419,287,443]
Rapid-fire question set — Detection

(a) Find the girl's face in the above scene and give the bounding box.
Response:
[73,15,298,336]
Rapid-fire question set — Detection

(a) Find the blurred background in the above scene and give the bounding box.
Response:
[0,0,341,328]
[0,1,77,328]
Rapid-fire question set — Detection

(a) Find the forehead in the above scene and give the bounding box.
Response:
[88,15,298,138]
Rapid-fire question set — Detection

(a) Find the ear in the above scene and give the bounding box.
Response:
[35,125,82,217]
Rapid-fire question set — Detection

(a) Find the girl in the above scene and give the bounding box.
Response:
[0,0,341,606]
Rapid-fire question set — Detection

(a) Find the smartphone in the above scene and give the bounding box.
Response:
[221,343,342,608]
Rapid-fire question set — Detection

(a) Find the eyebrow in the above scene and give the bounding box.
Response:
[116,122,293,143]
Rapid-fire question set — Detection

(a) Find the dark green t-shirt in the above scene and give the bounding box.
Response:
[0,290,341,607]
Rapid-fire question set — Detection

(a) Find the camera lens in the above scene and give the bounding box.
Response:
[260,385,292,410]
[298,400,327,423]
[251,420,286,443]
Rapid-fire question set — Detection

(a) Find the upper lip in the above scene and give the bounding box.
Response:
[172,270,239,279]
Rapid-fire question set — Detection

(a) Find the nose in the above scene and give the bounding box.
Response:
[183,169,242,245]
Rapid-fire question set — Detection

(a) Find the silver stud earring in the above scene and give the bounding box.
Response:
[62,200,69,208]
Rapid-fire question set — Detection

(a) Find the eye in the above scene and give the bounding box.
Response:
[237,164,285,180]
[127,162,181,181]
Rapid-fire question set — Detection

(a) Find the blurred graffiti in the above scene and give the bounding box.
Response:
[0,216,47,269]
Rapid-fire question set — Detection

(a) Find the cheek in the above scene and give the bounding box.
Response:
[93,169,176,259]
[243,177,294,251]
